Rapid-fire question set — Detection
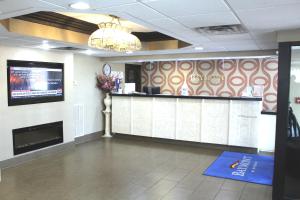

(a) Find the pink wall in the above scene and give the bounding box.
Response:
[141,58,278,112]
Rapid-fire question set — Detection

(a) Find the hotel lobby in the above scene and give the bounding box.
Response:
[0,0,300,200]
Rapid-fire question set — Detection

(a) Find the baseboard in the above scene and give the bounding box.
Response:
[0,131,105,169]
[114,133,257,153]
[0,142,75,169]
[75,131,104,144]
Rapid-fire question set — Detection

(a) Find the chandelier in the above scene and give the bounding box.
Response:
[88,16,142,52]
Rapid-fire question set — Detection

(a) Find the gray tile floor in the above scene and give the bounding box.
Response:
[0,138,272,200]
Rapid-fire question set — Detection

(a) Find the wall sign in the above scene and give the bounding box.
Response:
[191,74,225,82]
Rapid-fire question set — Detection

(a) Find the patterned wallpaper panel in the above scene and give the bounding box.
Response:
[141,58,278,112]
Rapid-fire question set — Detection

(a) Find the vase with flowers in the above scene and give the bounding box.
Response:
[96,74,115,137]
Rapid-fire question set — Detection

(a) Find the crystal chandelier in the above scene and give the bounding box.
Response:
[88,16,142,52]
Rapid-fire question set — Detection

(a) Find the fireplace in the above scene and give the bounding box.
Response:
[13,121,63,155]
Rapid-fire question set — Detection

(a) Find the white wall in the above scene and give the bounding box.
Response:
[73,54,104,137]
[0,46,104,162]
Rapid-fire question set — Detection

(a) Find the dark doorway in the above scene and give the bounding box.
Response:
[125,64,141,92]
[273,42,300,200]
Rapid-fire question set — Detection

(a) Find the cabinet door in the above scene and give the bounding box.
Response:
[153,98,176,139]
[132,97,153,137]
[229,101,260,148]
[112,97,131,134]
[201,100,229,145]
[176,99,201,142]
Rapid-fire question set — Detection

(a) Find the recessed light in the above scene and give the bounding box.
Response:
[126,51,133,54]
[69,2,90,10]
[194,46,204,50]
[83,50,94,55]
[39,41,52,50]
[41,43,51,50]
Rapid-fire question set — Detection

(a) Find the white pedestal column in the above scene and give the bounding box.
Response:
[103,93,112,138]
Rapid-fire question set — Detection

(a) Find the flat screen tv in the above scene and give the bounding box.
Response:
[7,60,64,106]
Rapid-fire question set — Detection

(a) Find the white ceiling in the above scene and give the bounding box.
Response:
[0,0,299,57]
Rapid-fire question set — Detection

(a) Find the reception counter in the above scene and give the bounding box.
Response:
[111,94,263,149]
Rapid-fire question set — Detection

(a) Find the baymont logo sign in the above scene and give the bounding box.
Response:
[190,74,225,82]
[231,155,252,177]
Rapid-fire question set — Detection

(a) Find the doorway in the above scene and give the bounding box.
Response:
[125,64,141,92]
[273,42,300,200]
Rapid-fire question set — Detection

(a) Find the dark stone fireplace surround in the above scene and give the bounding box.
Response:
[12,121,63,155]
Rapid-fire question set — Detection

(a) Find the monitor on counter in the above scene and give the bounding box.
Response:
[143,86,160,95]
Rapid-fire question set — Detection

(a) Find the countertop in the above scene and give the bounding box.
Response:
[111,93,263,101]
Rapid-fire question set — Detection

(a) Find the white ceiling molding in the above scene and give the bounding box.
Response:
[100,50,277,63]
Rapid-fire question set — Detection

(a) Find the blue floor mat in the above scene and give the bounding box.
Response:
[203,151,274,185]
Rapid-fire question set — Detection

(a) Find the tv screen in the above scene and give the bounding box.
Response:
[7,60,64,106]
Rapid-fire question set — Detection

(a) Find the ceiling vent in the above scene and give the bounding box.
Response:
[51,47,87,51]
[195,24,247,35]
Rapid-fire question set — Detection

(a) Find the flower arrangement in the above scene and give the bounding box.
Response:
[96,74,115,93]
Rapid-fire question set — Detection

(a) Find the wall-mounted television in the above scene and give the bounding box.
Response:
[7,60,64,106]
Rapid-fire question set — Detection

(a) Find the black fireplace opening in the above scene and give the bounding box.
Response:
[13,121,63,155]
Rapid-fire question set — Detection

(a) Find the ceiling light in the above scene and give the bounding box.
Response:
[194,46,204,50]
[126,51,133,54]
[69,2,90,10]
[40,43,51,50]
[88,16,142,52]
[83,49,94,55]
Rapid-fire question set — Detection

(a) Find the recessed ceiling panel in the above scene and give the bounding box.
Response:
[0,0,34,13]
[227,0,300,10]
[141,0,229,17]
[235,4,300,31]
[148,17,211,43]
[174,12,240,28]
[38,0,137,9]
[0,0,38,20]
[95,3,165,21]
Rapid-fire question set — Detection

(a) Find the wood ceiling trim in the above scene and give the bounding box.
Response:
[14,11,177,42]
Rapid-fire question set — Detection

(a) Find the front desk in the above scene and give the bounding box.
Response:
[112,94,263,149]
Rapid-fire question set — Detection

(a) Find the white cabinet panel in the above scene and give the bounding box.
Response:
[258,114,276,152]
[229,101,261,148]
[176,99,201,142]
[153,98,176,139]
[112,97,131,134]
[111,96,262,149]
[132,98,153,137]
[201,100,229,145]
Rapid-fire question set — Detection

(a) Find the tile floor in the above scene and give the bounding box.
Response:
[0,138,272,200]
